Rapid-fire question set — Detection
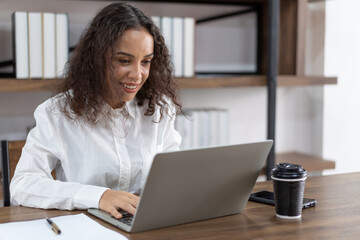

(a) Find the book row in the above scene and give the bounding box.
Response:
[11,13,194,79]
[175,108,229,150]
[152,16,195,78]
[12,11,69,79]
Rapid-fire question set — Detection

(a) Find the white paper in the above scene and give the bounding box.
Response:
[0,213,128,240]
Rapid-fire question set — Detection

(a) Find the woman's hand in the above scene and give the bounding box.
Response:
[99,189,140,219]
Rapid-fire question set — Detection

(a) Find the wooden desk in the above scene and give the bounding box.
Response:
[1,172,360,239]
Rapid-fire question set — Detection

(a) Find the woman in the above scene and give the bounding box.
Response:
[10,2,182,219]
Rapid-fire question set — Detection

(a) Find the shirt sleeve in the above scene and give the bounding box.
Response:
[10,101,108,210]
[162,103,182,152]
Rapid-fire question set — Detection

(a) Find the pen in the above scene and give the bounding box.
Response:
[46,217,62,235]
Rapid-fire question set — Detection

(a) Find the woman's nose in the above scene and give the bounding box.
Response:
[128,64,142,81]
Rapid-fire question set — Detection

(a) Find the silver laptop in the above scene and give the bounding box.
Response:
[88,140,273,233]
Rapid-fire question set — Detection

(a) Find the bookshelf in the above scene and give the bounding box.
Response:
[0,0,336,176]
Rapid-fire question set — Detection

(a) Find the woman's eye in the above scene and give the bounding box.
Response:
[142,60,152,65]
[119,59,130,64]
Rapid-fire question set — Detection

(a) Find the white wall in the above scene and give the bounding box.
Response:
[195,11,257,73]
[323,0,360,174]
[0,1,323,159]
[276,86,324,155]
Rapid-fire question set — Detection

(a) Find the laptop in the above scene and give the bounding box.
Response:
[88,140,273,233]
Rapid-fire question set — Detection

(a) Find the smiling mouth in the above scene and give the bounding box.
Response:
[119,82,139,93]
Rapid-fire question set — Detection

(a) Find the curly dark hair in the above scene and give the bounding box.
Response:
[57,2,182,125]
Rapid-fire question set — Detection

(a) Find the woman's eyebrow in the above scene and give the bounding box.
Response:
[116,52,154,58]
[116,51,133,57]
[144,53,154,58]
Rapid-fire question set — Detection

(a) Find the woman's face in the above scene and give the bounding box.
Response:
[104,27,154,108]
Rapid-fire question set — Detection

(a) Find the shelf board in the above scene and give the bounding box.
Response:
[277,75,337,86]
[0,75,337,92]
[260,152,336,175]
[175,75,266,88]
[175,75,337,88]
[0,79,61,92]
[277,152,336,172]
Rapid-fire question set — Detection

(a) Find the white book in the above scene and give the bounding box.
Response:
[219,109,229,145]
[12,12,29,79]
[161,16,173,60]
[55,13,69,78]
[199,110,210,147]
[197,110,204,147]
[209,109,220,146]
[28,12,42,79]
[173,17,184,77]
[43,12,56,79]
[184,17,195,77]
[183,110,194,149]
[191,110,201,148]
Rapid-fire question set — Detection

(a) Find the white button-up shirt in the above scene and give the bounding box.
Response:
[10,94,181,210]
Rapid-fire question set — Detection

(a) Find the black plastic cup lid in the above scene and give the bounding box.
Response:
[271,163,307,179]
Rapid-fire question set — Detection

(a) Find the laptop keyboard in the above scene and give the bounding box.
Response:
[111,211,134,226]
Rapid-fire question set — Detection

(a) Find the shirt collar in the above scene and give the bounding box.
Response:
[125,98,136,119]
[103,98,136,119]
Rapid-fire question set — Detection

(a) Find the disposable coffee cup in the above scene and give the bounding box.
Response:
[271,163,307,219]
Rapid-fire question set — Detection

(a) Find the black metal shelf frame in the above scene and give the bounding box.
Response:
[266,0,279,179]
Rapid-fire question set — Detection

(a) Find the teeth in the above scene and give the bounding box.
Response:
[122,83,137,89]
